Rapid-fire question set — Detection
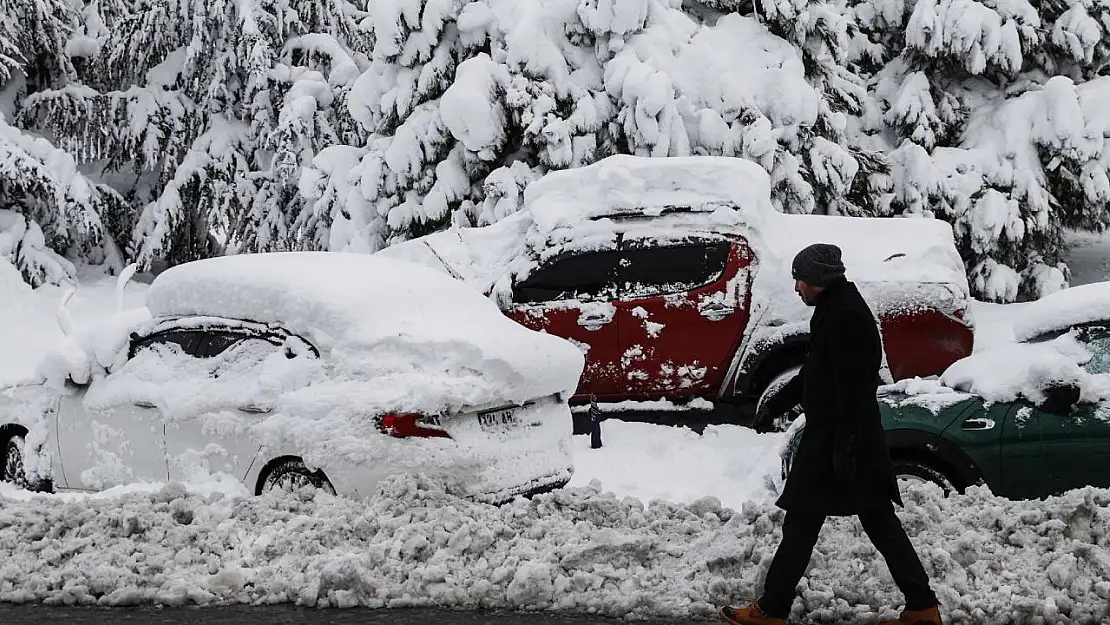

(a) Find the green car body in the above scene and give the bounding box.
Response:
[876,392,1110,499]
[781,324,1110,500]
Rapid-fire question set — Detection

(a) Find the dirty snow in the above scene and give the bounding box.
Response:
[0,476,1108,623]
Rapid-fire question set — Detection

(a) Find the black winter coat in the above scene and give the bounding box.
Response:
[769,279,902,516]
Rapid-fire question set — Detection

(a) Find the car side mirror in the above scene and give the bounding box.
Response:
[1037,382,1081,416]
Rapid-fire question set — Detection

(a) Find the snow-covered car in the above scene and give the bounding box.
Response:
[780,282,1110,499]
[0,253,585,505]
[378,155,974,430]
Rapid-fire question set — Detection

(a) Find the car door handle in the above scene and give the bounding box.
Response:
[238,404,273,414]
[134,401,157,409]
[961,417,995,431]
[698,301,735,320]
[577,311,613,330]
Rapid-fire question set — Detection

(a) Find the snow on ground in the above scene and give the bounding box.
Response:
[0,477,1108,624]
[567,421,785,511]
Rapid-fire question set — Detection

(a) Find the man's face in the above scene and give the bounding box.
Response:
[795,279,822,306]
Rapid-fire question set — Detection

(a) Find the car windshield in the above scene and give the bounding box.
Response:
[1077,331,1110,375]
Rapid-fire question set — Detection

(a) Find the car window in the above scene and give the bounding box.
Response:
[618,242,730,299]
[129,330,207,359]
[1077,325,1110,374]
[209,337,285,378]
[512,250,623,304]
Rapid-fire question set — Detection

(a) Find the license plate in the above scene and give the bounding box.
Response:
[478,408,519,431]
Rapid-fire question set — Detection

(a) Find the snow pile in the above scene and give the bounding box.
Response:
[568,420,784,509]
[1011,282,1110,343]
[940,335,1096,405]
[34,305,151,387]
[0,476,1107,623]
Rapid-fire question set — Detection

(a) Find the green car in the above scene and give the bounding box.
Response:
[780,312,1110,500]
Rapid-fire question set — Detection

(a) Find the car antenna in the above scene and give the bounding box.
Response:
[421,239,466,282]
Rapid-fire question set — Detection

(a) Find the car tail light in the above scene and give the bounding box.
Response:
[377,413,450,438]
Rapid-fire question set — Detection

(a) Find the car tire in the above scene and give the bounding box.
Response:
[259,457,336,496]
[2,435,30,490]
[892,457,959,496]
[753,366,803,433]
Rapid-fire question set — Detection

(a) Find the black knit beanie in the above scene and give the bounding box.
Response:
[791,243,846,287]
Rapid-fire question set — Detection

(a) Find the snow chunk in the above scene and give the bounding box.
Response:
[1012,282,1110,343]
[439,53,509,154]
[879,377,976,414]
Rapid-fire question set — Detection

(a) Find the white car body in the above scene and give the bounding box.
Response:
[0,252,586,504]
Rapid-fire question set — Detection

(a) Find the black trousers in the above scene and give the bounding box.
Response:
[758,506,939,618]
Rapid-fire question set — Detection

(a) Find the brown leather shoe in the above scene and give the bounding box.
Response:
[718,602,787,625]
[878,606,943,625]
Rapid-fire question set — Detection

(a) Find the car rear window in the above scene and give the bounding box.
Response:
[619,242,730,298]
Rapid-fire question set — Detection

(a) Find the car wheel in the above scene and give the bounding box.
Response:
[892,458,958,496]
[754,366,803,433]
[260,457,336,496]
[2,435,30,490]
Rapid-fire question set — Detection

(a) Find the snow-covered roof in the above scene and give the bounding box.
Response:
[521,154,775,229]
[1011,281,1110,343]
[142,252,584,403]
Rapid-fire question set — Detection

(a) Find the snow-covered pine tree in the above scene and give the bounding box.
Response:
[691,0,889,217]
[14,0,370,270]
[308,0,884,255]
[0,112,125,286]
[304,0,625,253]
[853,0,1110,301]
[0,0,128,287]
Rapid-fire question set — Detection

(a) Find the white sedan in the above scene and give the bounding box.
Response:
[0,252,585,504]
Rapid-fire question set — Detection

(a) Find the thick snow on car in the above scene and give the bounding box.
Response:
[378,155,974,431]
[0,253,585,504]
[780,282,1110,499]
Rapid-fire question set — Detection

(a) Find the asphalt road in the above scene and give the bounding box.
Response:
[0,604,717,624]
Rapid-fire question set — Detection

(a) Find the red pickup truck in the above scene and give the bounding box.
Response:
[379,155,975,431]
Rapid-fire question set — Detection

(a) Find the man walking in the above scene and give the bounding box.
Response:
[718,244,943,625]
